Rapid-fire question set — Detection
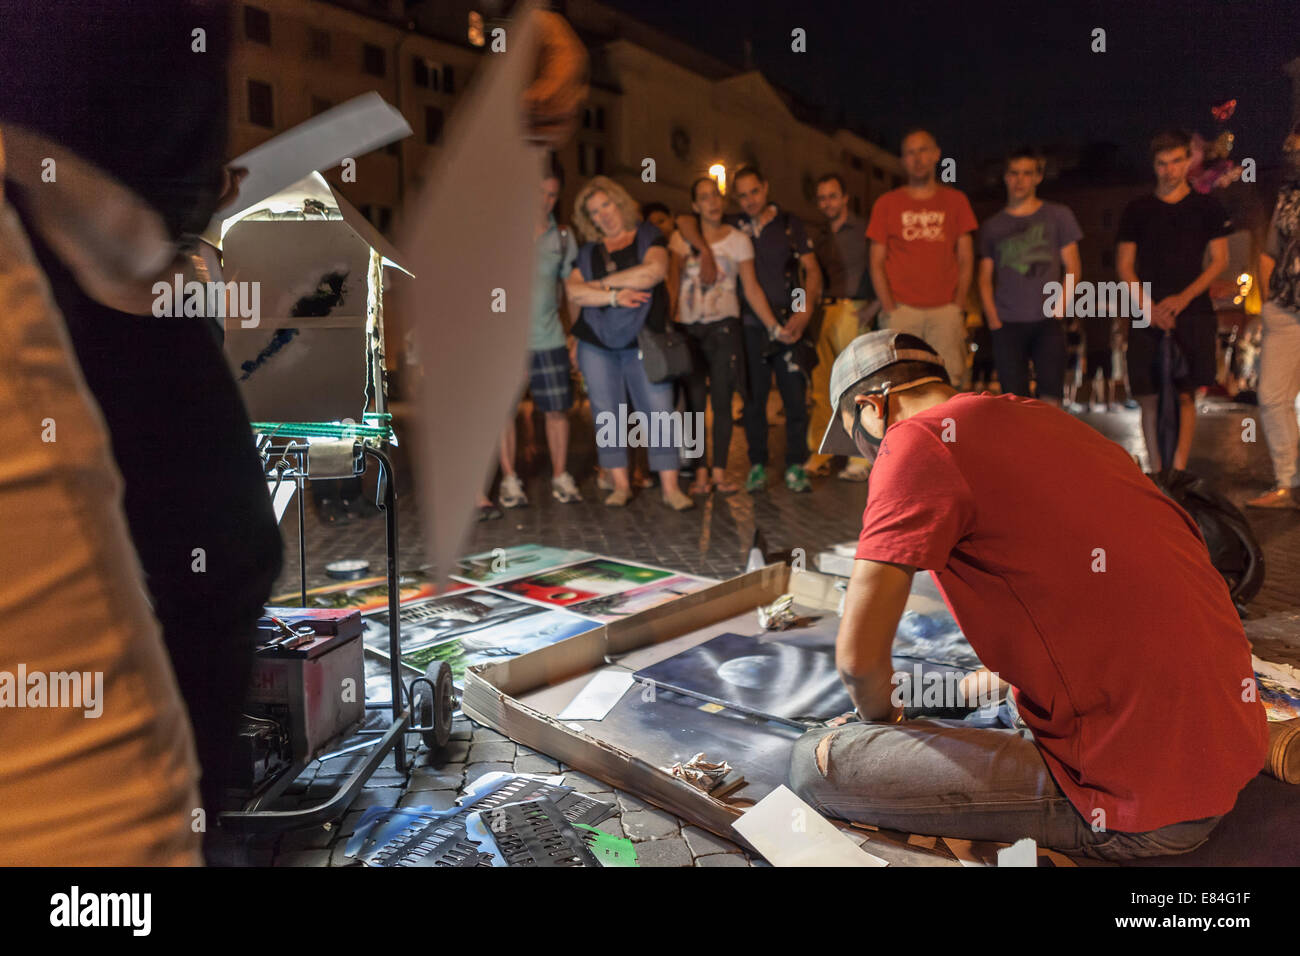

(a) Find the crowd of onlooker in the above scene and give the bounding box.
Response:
[480,122,1300,517]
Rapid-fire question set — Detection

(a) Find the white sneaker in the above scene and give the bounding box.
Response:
[499,474,528,508]
[551,471,582,503]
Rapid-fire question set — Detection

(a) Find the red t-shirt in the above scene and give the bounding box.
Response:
[855,393,1267,833]
[866,185,978,307]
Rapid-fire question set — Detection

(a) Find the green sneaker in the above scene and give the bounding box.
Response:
[745,464,767,493]
[784,464,811,493]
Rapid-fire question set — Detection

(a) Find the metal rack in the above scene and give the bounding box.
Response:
[218,434,450,834]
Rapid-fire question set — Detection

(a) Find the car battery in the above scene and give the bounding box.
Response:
[249,607,366,759]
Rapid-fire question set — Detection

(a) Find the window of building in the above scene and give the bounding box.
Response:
[363,43,386,77]
[307,28,330,59]
[425,106,444,144]
[310,96,333,117]
[443,65,455,93]
[244,5,271,45]
[468,11,485,47]
[413,57,440,91]
[247,79,273,128]
[846,153,864,171]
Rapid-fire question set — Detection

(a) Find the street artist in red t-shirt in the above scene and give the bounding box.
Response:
[788,329,1268,860]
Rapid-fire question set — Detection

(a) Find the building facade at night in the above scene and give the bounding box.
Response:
[226,0,902,234]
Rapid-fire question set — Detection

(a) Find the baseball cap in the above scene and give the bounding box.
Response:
[817,330,948,457]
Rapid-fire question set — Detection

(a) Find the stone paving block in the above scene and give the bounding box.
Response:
[399,789,458,811]
[351,787,402,809]
[330,840,361,867]
[442,739,471,763]
[695,852,750,867]
[275,847,333,868]
[633,836,693,867]
[513,754,560,774]
[616,791,650,813]
[561,770,612,793]
[595,815,625,839]
[471,726,508,743]
[621,808,680,842]
[408,763,466,791]
[277,824,335,851]
[463,761,515,786]
[681,825,743,857]
[467,740,517,763]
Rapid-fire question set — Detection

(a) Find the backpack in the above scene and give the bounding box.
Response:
[1151,469,1265,614]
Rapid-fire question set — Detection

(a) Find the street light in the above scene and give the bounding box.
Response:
[709,163,726,195]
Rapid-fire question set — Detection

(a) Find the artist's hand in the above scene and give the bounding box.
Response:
[524,11,589,149]
[698,248,718,286]
[216,166,248,212]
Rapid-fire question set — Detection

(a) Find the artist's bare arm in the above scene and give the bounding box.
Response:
[674,215,717,285]
[978,258,1000,330]
[738,259,779,331]
[954,232,974,307]
[599,245,668,290]
[870,241,895,313]
[837,558,914,721]
[1115,240,1143,331]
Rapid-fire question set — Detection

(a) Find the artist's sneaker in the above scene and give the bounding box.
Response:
[1246,487,1298,509]
[838,461,871,482]
[551,472,582,504]
[745,464,767,493]
[784,464,811,493]
[499,475,528,508]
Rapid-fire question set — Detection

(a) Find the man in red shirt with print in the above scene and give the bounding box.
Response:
[867,129,978,388]
[788,329,1268,860]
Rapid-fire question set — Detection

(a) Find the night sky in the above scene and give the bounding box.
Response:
[601,0,1297,172]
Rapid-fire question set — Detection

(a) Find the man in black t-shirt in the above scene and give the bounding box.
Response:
[1116,129,1231,472]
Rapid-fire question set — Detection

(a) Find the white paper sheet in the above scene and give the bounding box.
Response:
[212,93,411,232]
[732,785,888,867]
[558,668,635,721]
[266,478,296,525]
[997,837,1038,867]
[394,4,544,587]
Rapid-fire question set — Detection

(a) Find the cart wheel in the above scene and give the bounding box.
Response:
[413,662,455,751]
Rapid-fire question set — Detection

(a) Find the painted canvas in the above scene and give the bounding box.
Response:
[497,558,674,608]
[567,574,714,622]
[451,543,594,587]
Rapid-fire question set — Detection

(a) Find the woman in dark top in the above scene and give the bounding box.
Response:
[566,177,693,510]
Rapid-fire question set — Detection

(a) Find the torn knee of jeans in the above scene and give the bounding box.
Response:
[815,731,837,778]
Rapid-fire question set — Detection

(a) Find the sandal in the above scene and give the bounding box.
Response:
[662,488,695,511]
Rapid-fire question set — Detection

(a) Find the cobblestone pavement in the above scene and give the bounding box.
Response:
[245,394,1300,867]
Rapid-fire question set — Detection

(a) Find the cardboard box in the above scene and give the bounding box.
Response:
[461,564,857,846]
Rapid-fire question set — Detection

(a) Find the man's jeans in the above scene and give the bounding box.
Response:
[788,716,1222,861]
[1258,299,1300,489]
[742,322,809,469]
[882,303,967,388]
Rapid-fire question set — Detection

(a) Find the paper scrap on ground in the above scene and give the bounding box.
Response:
[732,785,887,867]
[211,93,411,234]
[997,837,1038,867]
[395,4,543,587]
[558,669,635,721]
[907,833,938,849]
[943,837,1005,867]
